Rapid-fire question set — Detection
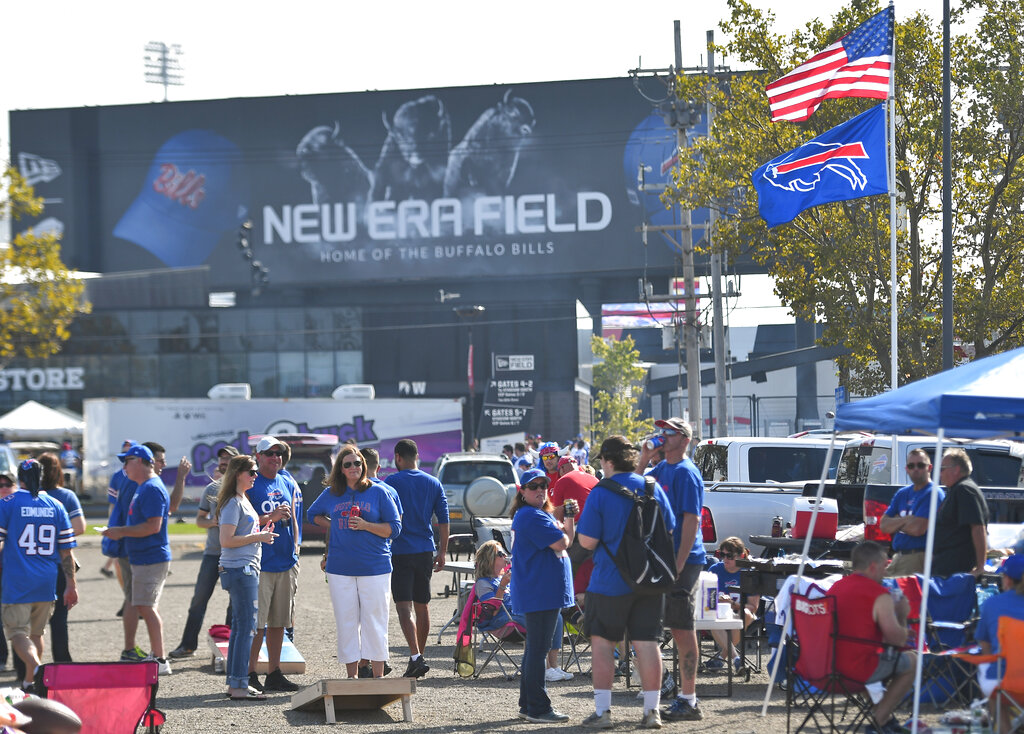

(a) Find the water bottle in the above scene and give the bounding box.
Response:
[644,435,666,451]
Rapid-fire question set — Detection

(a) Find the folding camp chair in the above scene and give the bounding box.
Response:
[786,593,876,734]
[37,661,165,734]
[895,573,979,707]
[559,602,590,675]
[473,594,525,679]
[955,616,1024,734]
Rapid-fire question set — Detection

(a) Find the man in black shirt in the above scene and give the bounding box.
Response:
[931,448,988,577]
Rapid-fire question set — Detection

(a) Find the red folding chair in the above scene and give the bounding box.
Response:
[37,661,165,734]
[786,593,876,734]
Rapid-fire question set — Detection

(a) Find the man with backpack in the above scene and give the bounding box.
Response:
[640,418,706,722]
[577,436,676,729]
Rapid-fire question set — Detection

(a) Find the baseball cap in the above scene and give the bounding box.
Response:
[113,129,249,268]
[118,444,154,463]
[557,456,577,470]
[655,417,693,437]
[517,457,532,467]
[539,442,559,456]
[519,468,548,487]
[217,445,241,458]
[256,436,285,454]
[998,554,1024,581]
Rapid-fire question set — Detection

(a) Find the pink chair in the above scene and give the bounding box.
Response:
[38,661,166,734]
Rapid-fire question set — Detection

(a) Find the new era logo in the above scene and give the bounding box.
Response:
[18,153,62,186]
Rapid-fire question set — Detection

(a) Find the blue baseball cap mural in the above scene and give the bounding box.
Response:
[114,129,249,267]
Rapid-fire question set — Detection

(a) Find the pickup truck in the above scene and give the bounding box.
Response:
[693,436,845,484]
[832,435,1024,541]
[698,481,808,552]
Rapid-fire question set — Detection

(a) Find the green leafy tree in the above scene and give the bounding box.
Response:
[1,165,90,363]
[588,335,654,452]
[665,0,1024,395]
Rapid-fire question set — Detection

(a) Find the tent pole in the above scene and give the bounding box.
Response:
[910,429,945,734]
[760,431,838,716]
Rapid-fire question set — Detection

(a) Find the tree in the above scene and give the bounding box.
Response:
[665,0,1024,395]
[1,165,90,364]
[588,335,654,452]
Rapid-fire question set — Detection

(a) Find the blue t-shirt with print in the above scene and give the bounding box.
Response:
[975,589,1024,679]
[247,472,298,573]
[386,469,449,555]
[0,490,76,604]
[708,560,742,601]
[307,483,401,576]
[884,482,945,551]
[125,477,171,565]
[509,506,573,614]
[576,472,676,597]
[648,457,705,566]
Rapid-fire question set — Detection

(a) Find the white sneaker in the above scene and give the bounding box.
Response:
[544,667,565,682]
[155,657,171,675]
[555,667,573,681]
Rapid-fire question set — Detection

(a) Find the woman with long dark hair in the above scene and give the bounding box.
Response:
[216,454,277,701]
[307,444,401,678]
[508,468,575,723]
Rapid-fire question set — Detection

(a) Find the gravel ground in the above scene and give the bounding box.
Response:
[4,534,811,733]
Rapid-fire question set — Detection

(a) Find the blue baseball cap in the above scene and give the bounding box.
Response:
[519,468,548,488]
[998,554,1024,581]
[118,444,154,463]
[114,129,248,267]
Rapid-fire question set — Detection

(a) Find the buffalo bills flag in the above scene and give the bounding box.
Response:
[752,103,888,228]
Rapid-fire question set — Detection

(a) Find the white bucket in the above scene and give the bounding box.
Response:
[696,571,719,621]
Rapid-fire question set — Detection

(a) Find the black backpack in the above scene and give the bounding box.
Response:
[597,475,678,595]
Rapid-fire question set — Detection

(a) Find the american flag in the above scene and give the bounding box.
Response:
[766,5,893,122]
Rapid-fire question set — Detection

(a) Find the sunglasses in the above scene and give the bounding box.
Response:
[525,482,548,491]
[0,482,12,489]
[263,450,285,457]
[247,469,259,477]
[342,460,363,469]
[660,429,679,436]
[719,552,737,560]
[907,462,929,469]
[496,550,508,559]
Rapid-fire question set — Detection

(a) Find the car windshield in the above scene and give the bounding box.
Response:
[746,447,832,483]
[439,461,514,485]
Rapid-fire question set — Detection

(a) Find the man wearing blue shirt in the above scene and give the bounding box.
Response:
[0,460,79,693]
[640,417,706,722]
[246,436,301,693]
[880,449,944,577]
[578,435,676,729]
[102,444,172,675]
[386,439,449,678]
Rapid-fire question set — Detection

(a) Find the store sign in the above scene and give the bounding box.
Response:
[0,367,84,391]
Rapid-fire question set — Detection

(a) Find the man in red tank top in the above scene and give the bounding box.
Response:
[827,541,917,734]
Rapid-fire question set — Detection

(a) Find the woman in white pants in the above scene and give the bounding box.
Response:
[307,444,401,678]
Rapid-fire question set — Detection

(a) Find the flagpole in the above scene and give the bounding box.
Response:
[888,0,898,390]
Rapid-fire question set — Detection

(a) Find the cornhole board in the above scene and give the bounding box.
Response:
[207,634,306,674]
[291,678,416,723]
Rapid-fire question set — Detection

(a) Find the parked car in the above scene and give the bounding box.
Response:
[693,436,844,484]
[0,443,17,478]
[247,433,341,543]
[433,452,518,536]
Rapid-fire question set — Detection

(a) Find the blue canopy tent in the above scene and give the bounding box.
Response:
[761,345,1024,727]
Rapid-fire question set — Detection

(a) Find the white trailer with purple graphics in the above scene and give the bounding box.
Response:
[82,397,463,499]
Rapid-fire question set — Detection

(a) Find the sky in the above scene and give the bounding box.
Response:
[2,0,948,327]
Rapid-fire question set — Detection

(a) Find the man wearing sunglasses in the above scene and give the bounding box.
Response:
[641,418,706,722]
[245,436,301,693]
[879,449,945,577]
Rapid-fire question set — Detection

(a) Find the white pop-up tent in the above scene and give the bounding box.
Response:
[762,345,1024,728]
[0,400,84,440]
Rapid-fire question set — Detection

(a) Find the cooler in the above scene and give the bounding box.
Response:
[790,497,838,539]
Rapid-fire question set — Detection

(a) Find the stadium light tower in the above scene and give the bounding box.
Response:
[144,42,184,102]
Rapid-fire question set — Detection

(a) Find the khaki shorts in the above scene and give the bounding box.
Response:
[118,557,134,604]
[258,565,299,628]
[131,561,170,608]
[2,602,54,639]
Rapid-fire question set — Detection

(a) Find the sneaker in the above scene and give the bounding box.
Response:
[544,666,574,682]
[248,672,265,693]
[703,657,726,670]
[403,657,429,678]
[641,709,663,729]
[167,646,195,659]
[357,665,373,679]
[100,567,115,578]
[733,656,744,673]
[264,668,300,692]
[517,710,529,720]
[155,657,171,676]
[662,698,703,722]
[523,710,569,723]
[383,662,392,676]
[581,710,613,729]
[120,646,146,662]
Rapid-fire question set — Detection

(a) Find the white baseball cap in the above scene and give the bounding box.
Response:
[256,436,285,453]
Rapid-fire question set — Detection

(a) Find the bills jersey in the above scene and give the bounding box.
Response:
[0,490,76,604]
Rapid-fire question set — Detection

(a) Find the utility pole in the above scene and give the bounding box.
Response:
[707,30,728,437]
[675,21,702,437]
